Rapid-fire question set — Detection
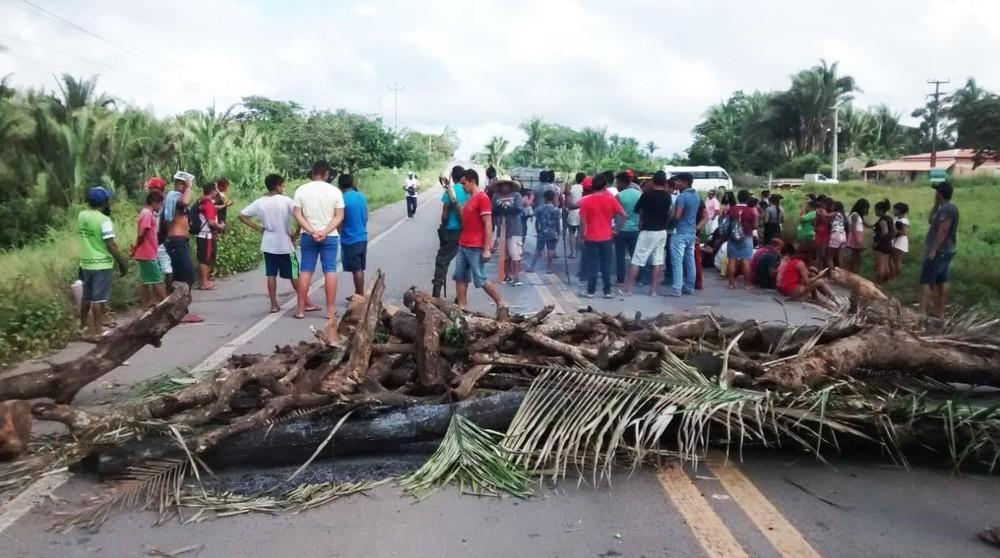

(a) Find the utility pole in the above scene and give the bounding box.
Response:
[388,82,404,134]
[927,79,950,168]
[832,105,839,181]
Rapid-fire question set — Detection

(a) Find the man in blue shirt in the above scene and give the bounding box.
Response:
[668,172,701,297]
[432,165,469,298]
[339,174,369,297]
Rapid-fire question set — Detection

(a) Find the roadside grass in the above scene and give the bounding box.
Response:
[0,162,445,367]
[775,176,1000,314]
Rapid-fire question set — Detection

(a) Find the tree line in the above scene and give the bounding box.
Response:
[0,74,456,248]
[687,60,1000,177]
[473,117,664,174]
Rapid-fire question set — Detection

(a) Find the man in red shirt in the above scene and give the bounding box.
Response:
[196,182,225,290]
[579,173,626,298]
[454,169,507,312]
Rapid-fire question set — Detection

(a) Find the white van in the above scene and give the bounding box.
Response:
[663,166,733,191]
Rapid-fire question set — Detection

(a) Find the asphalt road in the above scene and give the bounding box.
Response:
[2,163,998,558]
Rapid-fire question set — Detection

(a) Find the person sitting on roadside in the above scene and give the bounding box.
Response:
[239,173,317,314]
[77,186,129,338]
[132,190,166,309]
[776,243,836,308]
[752,238,784,290]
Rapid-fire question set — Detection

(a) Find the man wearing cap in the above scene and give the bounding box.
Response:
[163,172,196,288]
[145,177,173,288]
[403,172,420,218]
[77,186,129,338]
[920,181,960,317]
[491,175,524,286]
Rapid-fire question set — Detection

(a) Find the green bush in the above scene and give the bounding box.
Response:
[774,154,828,178]
[0,281,76,367]
[215,220,264,276]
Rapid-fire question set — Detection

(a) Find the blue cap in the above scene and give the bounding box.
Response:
[86,186,112,205]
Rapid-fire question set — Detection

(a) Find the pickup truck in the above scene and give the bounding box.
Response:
[769,173,839,189]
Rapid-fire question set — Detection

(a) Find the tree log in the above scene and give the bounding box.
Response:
[411,293,449,390]
[319,273,386,395]
[0,286,192,403]
[94,391,526,474]
[759,326,1000,388]
[0,400,31,459]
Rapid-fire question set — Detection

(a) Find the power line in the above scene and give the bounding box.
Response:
[927,78,950,168]
[0,32,163,85]
[388,82,404,134]
[16,0,177,73]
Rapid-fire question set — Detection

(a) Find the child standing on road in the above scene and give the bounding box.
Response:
[132,190,166,309]
[195,182,225,290]
[531,190,561,274]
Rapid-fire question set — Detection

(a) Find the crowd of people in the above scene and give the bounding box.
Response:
[76,160,373,338]
[445,167,960,316]
[74,161,960,338]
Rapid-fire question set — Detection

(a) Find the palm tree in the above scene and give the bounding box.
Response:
[579,127,607,170]
[519,116,548,166]
[645,141,658,157]
[54,74,115,116]
[767,60,859,155]
[483,136,509,170]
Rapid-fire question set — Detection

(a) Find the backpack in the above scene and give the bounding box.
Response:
[188,200,203,236]
[157,211,168,245]
[728,208,746,242]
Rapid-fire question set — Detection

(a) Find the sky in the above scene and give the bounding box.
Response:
[1,0,999,159]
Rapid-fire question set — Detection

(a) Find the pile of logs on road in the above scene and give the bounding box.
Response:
[2,269,1000,480]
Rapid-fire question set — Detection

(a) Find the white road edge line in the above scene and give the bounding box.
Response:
[0,186,443,533]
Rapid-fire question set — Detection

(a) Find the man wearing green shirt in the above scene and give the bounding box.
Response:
[78,187,128,337]
[614,172,641,284]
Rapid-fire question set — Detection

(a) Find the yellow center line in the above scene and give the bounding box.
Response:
[706,452,823,558]
[524,272,566,315]
[546,273,581,306]
[656,466,749,558]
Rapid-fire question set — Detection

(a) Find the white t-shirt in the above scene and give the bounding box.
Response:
[240,194,295,254]
[404,177,419,197]
[293,181,345,235]
[567,183,583,226]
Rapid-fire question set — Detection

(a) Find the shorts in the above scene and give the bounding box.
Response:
[80,268,113,303]
[631,230,667,266]
[453,245,487,288]
[342,241,367,273]
[568,225,580,236]
[157,244,172,275]
[196,236,216,266]
[828,231,847,249]
[136,260,164,284]
[538,237,558,251]
[300,234,339,274]
[727,236,754,261]
[920,252,955,285]
[263,252,296,279]
[506,237,523,261]
[165,237,195,285]
[873,243,894,255]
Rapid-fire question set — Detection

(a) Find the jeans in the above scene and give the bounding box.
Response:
[614,231,639,283]
[583,240,613,295]
[433,229,461,296]
[406,196,417,217]
[669,232,697,295]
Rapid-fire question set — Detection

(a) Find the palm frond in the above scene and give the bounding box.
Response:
[400,414,534,500]
[502,360,871,484]
[52,458,192,532]
[178,479,387,522]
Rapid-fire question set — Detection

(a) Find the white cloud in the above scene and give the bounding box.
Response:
[1,0,998,158]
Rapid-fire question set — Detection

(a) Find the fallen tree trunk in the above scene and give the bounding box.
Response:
[0,286,192,403]
[759,326,1000,388]
[95,390,526,474]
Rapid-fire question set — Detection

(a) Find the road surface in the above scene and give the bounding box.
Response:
[1,163,997,558]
